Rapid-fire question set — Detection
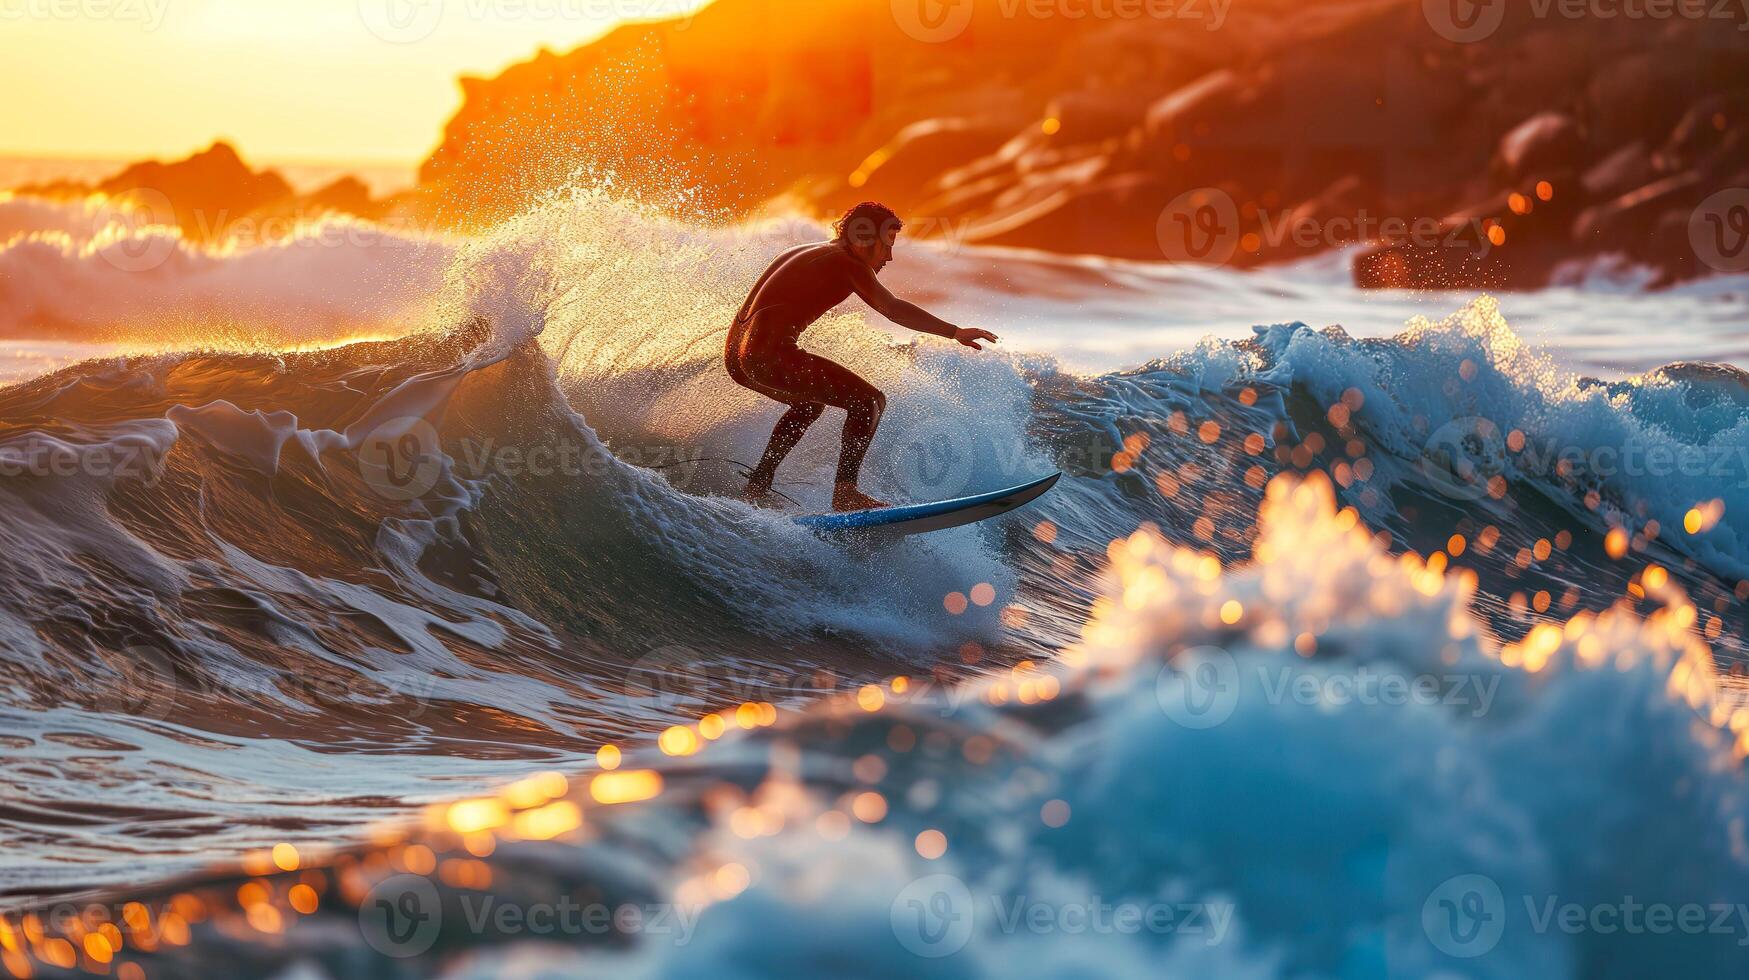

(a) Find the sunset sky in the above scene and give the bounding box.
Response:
[0,0,709,165]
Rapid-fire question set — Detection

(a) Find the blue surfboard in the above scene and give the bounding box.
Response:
[795,472,1061,536]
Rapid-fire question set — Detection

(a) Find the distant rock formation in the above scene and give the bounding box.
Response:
[420,0,1749,289]
[13,142,392,240]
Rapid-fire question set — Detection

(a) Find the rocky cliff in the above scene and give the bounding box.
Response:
[421,0,1749,288]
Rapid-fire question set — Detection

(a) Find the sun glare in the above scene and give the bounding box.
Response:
[0,0,712,164]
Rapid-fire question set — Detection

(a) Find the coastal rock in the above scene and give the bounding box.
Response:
[1585,49,1707,151]
[1581,142,1657,200]
[961,169,1174,259]
[846,119,1015,195]
[1571,171,1708,254]
[1493,112,1585,183]
[1045,88,1156,144]
[1663,95,1748,170]
[9,142,386,240]
[306,176,380,217]
[396,0,1749,287]
[95,142,292,224]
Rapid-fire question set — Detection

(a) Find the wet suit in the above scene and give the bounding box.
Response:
[726,241,956,502]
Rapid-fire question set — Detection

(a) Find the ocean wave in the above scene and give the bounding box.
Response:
[1229,298,1749,582]
[0,194,451,341]
[21,476,1739,979]
[2,190,1746,904]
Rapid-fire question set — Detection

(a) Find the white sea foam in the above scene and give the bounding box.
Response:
[0,195,451,340]
[558,477,1745,979]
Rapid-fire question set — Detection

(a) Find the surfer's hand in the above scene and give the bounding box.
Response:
[954,328,999,350]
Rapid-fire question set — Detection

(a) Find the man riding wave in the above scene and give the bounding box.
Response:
[725,202,998,511]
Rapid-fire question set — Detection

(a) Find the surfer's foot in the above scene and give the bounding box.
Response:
[743,476,782,508]
[832,484,888,512]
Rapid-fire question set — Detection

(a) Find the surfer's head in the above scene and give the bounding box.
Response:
[834,202,902,272]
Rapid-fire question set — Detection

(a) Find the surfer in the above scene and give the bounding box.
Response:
[726,202,998,511]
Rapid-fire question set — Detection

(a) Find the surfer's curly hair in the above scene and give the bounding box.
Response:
[833,202,903,248]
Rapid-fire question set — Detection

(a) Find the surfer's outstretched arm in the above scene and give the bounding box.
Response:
[848,263,999,350]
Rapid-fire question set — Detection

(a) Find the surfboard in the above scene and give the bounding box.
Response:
[795,472,1061,536]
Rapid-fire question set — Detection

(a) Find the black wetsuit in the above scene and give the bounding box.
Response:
[725,242,887,486]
